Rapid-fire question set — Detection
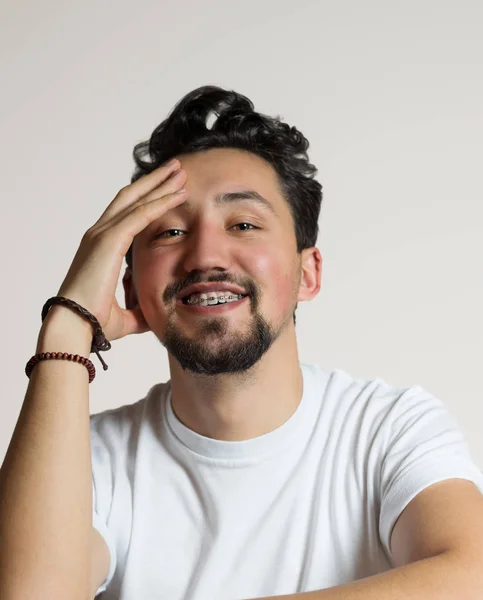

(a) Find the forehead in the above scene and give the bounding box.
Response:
[175,147,275,182]
[172,148,287,214]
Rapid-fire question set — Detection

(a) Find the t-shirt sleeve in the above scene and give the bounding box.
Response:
[90,414,118,596]
[379,385,483,564]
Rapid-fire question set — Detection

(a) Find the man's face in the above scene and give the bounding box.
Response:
[126,147,310,375]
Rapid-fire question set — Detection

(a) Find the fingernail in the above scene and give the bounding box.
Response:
[167,158,179,168]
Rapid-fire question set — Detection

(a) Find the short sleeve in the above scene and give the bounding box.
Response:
[90,415,118,596]
[379,385,483,563]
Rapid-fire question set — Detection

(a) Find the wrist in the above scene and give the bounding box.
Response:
[36,305,94,356]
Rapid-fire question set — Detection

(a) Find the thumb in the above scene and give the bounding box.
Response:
[121,305,151,337]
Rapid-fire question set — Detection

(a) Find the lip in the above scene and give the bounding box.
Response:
[176,283,248,301]
[176,295,249,314]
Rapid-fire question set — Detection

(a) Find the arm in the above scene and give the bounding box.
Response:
[0,307,94,600]
[250,551,475,600]
[0,157,186,600]
[249,479,483,600]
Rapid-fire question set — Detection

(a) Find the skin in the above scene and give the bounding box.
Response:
[122,147,322,441]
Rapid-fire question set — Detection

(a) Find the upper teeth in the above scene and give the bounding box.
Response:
[185,290,245,305]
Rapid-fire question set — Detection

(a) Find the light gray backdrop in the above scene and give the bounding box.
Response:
[1,0,482,468]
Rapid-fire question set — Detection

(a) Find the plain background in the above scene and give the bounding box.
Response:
[1,0,482,469]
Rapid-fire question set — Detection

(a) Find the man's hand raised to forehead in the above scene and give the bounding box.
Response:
[56,159,188,342]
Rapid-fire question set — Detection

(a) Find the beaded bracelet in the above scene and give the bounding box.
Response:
[25,352,96,383]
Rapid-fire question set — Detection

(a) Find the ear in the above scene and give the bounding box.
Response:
[297,247,322,302]
[122,267,139,310]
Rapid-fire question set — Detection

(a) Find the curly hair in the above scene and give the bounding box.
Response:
[126,85,323,323]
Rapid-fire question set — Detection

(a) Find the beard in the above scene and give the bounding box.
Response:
[163,309,279,375]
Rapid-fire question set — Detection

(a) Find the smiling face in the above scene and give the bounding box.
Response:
[124,147,321,375]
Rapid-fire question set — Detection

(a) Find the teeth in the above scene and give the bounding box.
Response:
[185,291,245,306]
[207,294,219,306]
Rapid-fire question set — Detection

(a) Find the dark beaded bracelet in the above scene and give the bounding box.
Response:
[25,352,96,383]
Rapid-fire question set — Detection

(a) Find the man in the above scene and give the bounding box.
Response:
[2,86,482,600]
[91,87,483,598]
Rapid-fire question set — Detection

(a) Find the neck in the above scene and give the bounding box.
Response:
[168,324,303,441]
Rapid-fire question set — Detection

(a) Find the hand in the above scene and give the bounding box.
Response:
[56,159,188,342]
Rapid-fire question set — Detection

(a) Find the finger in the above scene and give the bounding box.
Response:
[97,159,181,224]
[105,169,187,230]
[111,189,188,255]
[137,168,188,204]
[125,161,183,204]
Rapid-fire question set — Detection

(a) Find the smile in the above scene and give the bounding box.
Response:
[183,292,247,306]
[177,295,248,313]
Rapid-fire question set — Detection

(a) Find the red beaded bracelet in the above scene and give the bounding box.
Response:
[25,352,96,384]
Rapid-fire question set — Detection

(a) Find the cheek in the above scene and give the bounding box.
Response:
[249,250,298,314]
[132,257,173,316]
[135,263,162,300]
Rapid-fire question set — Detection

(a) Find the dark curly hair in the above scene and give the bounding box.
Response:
[126,85,323,323]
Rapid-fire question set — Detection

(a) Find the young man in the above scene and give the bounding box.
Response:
[92,87,483,598]
[2,86,483,600]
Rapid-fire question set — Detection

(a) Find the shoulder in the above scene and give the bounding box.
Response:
[304,362,424,422]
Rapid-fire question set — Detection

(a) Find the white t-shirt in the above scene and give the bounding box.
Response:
[90,363,483,599]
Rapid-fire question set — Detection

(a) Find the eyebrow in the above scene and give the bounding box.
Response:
[178,190,278,217]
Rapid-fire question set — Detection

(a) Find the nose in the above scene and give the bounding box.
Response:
[181,223,232,274]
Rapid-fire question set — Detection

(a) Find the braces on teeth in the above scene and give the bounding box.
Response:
[184,293,245,306]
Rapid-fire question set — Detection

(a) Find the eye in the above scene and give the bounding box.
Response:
[155,229,184,239]
[154,223,259,239]
[231,222,258,231]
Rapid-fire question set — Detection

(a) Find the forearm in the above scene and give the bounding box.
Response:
[0,307,94,600]
[249,550,482,600]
